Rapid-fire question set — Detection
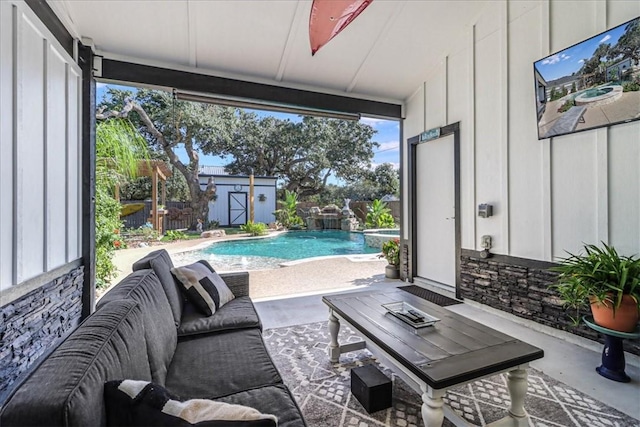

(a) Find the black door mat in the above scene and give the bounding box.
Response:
[398,285,463,307]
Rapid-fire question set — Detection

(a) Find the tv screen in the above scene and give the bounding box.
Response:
[534,16,640,140]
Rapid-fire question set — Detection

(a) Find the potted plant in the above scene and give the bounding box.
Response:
[380,238,400,279]
[551,242,640,332]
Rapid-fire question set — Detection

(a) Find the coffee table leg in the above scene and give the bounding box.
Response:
[506,368,528,419]
[328,309,341,362]
[421,384,445,427]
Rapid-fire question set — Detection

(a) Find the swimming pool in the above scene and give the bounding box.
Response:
[172,230,380,271]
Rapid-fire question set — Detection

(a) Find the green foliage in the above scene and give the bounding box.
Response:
[163,230,188,241]
[380,238,400,267]
[622,81,640,92]
[95,183,124,288]
[549,87,564,101]
[365,199,396,228]
[558,99,576,113]
[220,114,377,198]
[551,242,640,324]
[273,190,304,229]
[570,82,577,93]
[240,221,268,236]
[95,118,149,289]
[99,87,239,222]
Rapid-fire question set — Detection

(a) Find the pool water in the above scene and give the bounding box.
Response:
[582,87,613,98]
[173,230,380,271]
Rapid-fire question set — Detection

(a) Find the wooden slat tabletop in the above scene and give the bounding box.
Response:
[323,289,544,389]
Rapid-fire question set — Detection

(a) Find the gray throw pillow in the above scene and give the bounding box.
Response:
[171,261,235,316]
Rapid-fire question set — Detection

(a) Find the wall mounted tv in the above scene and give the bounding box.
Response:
[534,16,639,140]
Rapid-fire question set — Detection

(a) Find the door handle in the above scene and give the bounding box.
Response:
[445,217,455,220]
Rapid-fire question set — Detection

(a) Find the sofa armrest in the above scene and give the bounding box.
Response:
[219,272,250,297]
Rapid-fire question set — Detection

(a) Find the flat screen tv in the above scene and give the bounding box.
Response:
[534,16,639,140]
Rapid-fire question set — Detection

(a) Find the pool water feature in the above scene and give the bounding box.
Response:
[172,230,380,271]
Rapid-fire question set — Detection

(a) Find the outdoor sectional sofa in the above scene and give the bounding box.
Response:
[0,249,307,426]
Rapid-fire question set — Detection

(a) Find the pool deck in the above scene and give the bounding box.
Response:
[108,232,385,300]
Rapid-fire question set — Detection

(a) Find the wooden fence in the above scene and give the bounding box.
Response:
[121,201,194,231]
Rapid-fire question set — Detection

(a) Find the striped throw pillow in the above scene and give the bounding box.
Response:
[171,261,235,316]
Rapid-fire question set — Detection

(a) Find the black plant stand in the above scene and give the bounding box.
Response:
[583,316,640,383]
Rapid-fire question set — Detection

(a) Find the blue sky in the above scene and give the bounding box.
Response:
[96,83,399,183]
[534,21,629,81]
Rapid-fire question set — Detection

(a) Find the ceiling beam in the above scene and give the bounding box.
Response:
[100,58,403,118]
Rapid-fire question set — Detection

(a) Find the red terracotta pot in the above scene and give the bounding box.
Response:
[590,294,639,332]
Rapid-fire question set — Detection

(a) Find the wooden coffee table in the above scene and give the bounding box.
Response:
[322,289,544,427]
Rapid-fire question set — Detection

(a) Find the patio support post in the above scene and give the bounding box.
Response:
[79,42,96,319]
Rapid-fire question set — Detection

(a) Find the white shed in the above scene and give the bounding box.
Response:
[198,166,277,227]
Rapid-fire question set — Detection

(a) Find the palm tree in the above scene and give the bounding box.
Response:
[95,118,150,288]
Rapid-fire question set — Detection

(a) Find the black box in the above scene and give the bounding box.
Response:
[351,365,392,413]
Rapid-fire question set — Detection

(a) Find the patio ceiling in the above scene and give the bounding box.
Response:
[48,0,489,104]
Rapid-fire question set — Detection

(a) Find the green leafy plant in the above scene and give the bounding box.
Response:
[551,242,640,324]
[558,99,575,113]
[365,199,396,229]
[379,238,400,267]
[240,221,268,236]
[273,190,304,229]
[622,81,639,92]
[95,118,149,289]
[164,230,188,241]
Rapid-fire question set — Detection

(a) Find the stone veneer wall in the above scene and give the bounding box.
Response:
[0,266,84,400]
[459,250,639,356]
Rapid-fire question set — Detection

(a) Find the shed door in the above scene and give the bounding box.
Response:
[229,192,247,226]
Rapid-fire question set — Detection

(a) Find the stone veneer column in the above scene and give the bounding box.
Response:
[0,266,84,400]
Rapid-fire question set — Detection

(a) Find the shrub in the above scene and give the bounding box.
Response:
[164,230,188,241]
[558,99,575,113]
[240,221,268,236]
[380,238,400,267]
[273,190,304,229]
[622,82,640,92]
[366,199,396,229]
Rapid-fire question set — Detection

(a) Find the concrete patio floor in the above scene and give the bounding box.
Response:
[254,279,640,422]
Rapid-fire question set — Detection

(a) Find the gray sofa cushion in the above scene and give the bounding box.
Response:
[97,269,177,385]
[178,296,262,337]
[133,249,184,327]
[166,329,282,400]
[0,300,151,427]
[217,384,307,427]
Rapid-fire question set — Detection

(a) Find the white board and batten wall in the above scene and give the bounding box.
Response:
[403,0,640,265]
[0,1,83,294]
[198,169,277,226]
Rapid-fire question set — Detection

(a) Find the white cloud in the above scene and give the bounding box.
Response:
[578,59,585,63]
[360,117,388,127]
[96,82,107,89]
[376,141,399,152]
[542,54,560,65]
[600,34,611,43]
[562,54,570,60]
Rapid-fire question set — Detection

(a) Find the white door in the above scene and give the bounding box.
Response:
[229,192,247,226]
[415,135,455,288]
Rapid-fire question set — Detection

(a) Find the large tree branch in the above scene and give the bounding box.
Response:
[115,98,191,181]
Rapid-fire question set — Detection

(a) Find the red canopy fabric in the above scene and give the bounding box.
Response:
[309,0,373,56]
